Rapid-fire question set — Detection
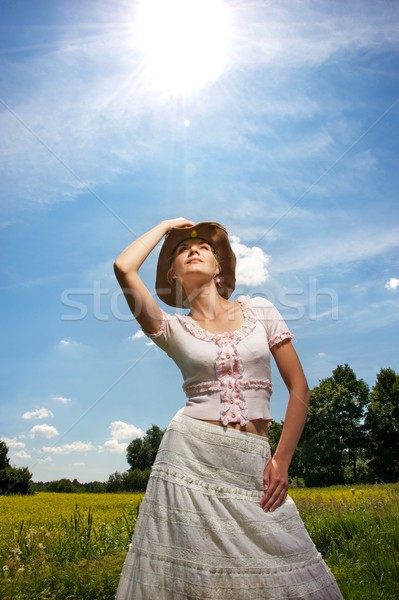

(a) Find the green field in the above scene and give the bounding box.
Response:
[0,485,398,599]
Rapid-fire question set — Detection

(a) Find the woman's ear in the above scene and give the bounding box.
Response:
[167,267,177,284]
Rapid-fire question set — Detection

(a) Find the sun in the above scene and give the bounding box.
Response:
[134,0,232,95]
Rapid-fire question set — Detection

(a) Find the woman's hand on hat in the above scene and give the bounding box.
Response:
[161,218,195,232]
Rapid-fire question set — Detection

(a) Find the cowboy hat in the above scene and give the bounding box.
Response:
[155,222,236,307]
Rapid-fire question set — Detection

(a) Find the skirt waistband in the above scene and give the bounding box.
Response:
[172,410,270,450]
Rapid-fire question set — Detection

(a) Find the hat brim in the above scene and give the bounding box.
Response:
[155,222,236,308]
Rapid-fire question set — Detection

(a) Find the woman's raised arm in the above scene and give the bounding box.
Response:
[114,218,194,334]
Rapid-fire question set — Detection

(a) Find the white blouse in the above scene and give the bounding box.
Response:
[145,296,293,426]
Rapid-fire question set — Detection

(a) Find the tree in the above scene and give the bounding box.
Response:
[268,421,304,485]
[83,480,107,493]
[299,365,369,486]
[126,425,165,471]
[0,440,32,495]
[364,368,399,482]
[123,469,151,492]
[267,421,283,454]
[45,478,76,493]
[106,471,125,492]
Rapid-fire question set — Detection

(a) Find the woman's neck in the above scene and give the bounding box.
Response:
[187,288,228,321]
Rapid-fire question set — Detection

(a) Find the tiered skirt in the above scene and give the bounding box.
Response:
[116,411,343,599]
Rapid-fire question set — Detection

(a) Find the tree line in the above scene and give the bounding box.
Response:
[1,365,397,494]
[294,365,398,486]
[107,365,398,490]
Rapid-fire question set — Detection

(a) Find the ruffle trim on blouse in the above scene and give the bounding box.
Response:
[176,296,257,345]
[144,311,168,339]
[269,331,294,349]
[177,297,271,427]
[241,379,273,392]
[183,379,273,397]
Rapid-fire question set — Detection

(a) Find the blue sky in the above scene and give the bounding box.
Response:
[1,0,398,483]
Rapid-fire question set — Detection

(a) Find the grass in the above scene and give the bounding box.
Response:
[0,493,143,600]
[0,485,398,599]
[291,484,399,600]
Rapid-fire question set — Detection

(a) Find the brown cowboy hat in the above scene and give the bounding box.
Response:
[155,222,236,308]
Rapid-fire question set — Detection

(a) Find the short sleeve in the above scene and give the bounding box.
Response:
[142,310,177,353]
[249,297,294,349]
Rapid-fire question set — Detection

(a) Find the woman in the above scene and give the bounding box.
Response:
[114,218,343,599]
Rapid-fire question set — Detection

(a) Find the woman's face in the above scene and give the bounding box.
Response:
[170,238,220,282]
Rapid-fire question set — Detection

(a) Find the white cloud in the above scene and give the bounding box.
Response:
[128,330,155,345]
[103,439,128,454]
[56,338,91,355]
[129,330,145,340]
[236,1,398,71]
[13,450,31,460]
[2,437,25,450]
[22,408,54,420]
[230,236,269,287]
[333,299,398,334]
[56,337,91,360]
[385,278,399,291]
[29,424,59,439]
[71,462,85,467]
[275,227,399,273]
[101,420,144,454]
[38,456,53,464]
[42,441,95,455]
[52,395,72,404]
[109,421,144,441]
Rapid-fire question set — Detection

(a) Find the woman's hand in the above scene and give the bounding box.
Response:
[161,218,195,233]
[259,457,289,512]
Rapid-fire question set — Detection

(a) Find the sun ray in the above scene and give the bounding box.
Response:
[134,0,232,95]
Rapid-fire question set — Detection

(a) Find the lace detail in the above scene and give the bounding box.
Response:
[183,379,273,397]
[128,537,325,576]
[269,331,294,349]
[118,554,341,600]
[216,340,248,425]
[176,296,257,345]
[241,379,273,393]
[183,380,221,395]
[139,498,306,539]
[151,465,263,501]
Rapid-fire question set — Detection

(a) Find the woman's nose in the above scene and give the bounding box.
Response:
[188,246,200,255]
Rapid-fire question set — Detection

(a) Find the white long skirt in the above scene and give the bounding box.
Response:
[116,411,343,599]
